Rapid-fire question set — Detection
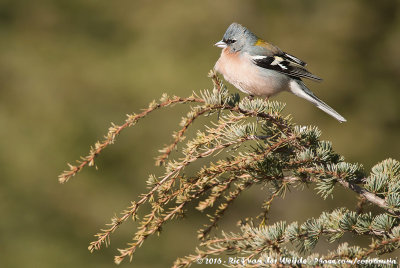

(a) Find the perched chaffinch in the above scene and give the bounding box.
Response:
[214,23,346,122]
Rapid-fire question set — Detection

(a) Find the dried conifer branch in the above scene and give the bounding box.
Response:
[258,182,289,224]
[59,95,204,183]
[112,133,291,263]
[156,106,214,166]
[113,177,229,263]
[114,174,231,264]
[59,78,289,185]
[173,246,238,268]
[155,104,246,167]
[196,175,238,213]
[111,132,296,262]
[198,178,254,240]
[89,126,277,253]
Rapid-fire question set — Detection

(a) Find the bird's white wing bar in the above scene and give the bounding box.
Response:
[270,56,288,70]
[251,55,268,60]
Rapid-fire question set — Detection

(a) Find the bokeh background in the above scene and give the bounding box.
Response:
[1,0,399,267]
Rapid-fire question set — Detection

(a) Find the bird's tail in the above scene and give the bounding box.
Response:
[289,80,346,123]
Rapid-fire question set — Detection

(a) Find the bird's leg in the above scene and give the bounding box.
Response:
[247,94,254,101]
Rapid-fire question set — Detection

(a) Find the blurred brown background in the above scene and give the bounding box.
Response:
[1,0,399,267]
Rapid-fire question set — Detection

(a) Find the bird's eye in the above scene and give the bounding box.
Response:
[224,39,236,45]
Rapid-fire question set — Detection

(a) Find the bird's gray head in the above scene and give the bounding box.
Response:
[215,23,258,52]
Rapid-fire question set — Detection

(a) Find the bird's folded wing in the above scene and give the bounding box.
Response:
[253,39,306,66]
[252,55,322,82]
[282,52,307,66]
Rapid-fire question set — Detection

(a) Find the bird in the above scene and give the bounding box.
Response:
[214,22,346,122]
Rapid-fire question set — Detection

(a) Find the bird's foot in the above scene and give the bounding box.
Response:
[246,95,254,101]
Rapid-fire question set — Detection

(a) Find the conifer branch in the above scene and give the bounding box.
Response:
[338,179,400,217]
[198,178,254,240]
[59,95,204,183]
[60,70,400,266]
[155,106,214,166]
[299,166,400,216]
[361,236,400,257]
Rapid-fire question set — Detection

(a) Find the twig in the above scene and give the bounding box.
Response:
[359,236,400,258]
[156,106,215,166]
[199,179,253,240]
[299,167,400,217]
[58,96,204,183]
[114,177,229,264]
[338,179,400,217]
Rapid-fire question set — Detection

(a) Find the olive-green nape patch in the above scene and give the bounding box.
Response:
[255,38,266,46]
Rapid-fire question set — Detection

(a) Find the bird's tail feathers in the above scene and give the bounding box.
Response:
[289,80,346,123]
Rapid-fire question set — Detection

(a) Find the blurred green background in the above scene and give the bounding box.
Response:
[1,0,399,267]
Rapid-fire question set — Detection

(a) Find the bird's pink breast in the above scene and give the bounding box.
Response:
[214,48,288,97]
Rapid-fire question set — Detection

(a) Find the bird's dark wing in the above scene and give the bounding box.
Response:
[252,39,307,66]
[252,55,322,82]
[282,52,307,66]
